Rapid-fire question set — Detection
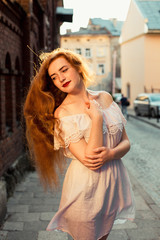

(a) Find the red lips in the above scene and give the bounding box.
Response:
[63,81,71,87]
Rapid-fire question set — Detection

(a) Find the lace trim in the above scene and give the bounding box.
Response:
[103,123,124,135]
[62,130,85,148]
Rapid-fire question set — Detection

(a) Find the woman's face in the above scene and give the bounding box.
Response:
[48,57,82,93]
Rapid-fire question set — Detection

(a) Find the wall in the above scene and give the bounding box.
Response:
[145,34,160,92]
[121,35,145,106]
[121,0,147,44]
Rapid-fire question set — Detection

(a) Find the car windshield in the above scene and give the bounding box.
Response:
[150,95,160,102]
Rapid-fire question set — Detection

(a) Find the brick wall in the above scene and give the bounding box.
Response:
[0,0,63,178]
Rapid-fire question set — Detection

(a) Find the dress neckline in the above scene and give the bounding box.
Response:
[58,101,115,120]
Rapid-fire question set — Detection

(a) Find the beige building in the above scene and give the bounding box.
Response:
[120,0,160,107]
[61,18,123,93]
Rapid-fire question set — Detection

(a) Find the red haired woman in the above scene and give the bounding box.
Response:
[24,48,135,240]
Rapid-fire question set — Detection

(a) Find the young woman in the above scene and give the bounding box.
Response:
[24,48,135,240]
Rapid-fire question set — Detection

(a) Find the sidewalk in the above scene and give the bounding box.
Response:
[0,162,160,240]
[128,108,160,129]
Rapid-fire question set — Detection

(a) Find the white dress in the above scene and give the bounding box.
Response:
[46,101,135,240]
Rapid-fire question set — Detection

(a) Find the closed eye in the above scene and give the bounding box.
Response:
[62,68,68,73]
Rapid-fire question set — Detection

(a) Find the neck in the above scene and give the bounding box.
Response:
[66,83,89,103]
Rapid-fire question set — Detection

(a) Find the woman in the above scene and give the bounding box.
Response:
[24,48,135,240]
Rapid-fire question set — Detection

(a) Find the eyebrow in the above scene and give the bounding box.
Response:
[50,65,68,77]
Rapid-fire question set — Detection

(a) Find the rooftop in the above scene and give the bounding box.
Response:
[90,18,124,36]
[62,27,109,36]
[135,0,160,30]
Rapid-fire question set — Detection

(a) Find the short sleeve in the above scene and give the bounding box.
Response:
[53,114,91,150]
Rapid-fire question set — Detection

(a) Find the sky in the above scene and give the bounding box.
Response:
[60,0,131,34]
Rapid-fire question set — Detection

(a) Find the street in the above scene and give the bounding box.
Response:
[124,117,160,206]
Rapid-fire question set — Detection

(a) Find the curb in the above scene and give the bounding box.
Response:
[128,113,160,130]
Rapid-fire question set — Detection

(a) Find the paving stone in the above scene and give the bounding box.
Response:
[150,204,160,217]
[0,231,8,240]
[2,222,24,231]
[40,212,56,221]
[38,230,68,240]
[34,192,61,199]
[24,221,48,231]
[18,198,45,205]
[24,186,44,192]
[8,212,40,222]
[108,229,129,240]
[126,227,160,240]
[43,198,60,205]
[15,185,26,191]
[136,210,159,220]
[6,231,37,240]
[29,204,55,213]
[134,219,160,229]
[7,205,29,213]
[13,192,34,199]
[112,220,137,230]
[134,195,150,210]
[7,198,19,205]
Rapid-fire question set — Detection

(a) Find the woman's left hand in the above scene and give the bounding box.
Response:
[85,146,114,170]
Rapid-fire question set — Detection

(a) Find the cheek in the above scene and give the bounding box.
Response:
[52,80,60,89]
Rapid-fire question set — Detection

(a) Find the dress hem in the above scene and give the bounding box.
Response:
[46,217,135,240]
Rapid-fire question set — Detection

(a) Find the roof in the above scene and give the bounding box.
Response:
[62,27,109,36]
[135,0,160,30]
[90,18,124,36]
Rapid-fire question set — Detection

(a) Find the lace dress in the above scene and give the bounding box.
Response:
[46,101,135,240]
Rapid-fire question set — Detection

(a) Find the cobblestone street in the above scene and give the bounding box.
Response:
[0,116,160,240]
[125,113,160,206]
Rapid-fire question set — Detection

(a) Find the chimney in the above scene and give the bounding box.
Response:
[110,18,117,27]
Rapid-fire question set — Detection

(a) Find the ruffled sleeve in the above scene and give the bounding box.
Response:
[53,114,91,150]
[102,101,127,135]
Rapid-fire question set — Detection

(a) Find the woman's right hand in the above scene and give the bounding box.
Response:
[85,100,103,120]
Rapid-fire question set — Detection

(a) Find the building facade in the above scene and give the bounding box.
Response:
[61,18,123,93]
[0,0,72,223]
[120,0,160,106]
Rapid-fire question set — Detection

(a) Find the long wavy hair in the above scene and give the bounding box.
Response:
[23,48,95,189]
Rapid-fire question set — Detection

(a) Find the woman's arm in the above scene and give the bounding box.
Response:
[85,128,130,169]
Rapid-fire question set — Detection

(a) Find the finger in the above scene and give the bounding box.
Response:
[84,160,103,168]
[85,154,101,159]
[89,164,103,170]
[84,157,103,164]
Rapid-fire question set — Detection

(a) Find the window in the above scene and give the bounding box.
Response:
[97,64,105,75]
[15,57,22,123]
[5,52,13,132]
[127,83,130,98]
[85,48,91,58]
[97,47,105,57]
[76,48,82,55]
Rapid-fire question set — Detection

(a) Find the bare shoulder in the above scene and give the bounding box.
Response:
[54,105,69,119]
[99,91,113,106]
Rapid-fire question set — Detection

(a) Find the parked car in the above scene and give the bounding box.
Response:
[113,93,122,104]
[134,93,160,117]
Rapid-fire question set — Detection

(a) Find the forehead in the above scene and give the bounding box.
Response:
[48,57,70,75]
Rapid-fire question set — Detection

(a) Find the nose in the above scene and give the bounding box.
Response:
[59,72,65,82]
